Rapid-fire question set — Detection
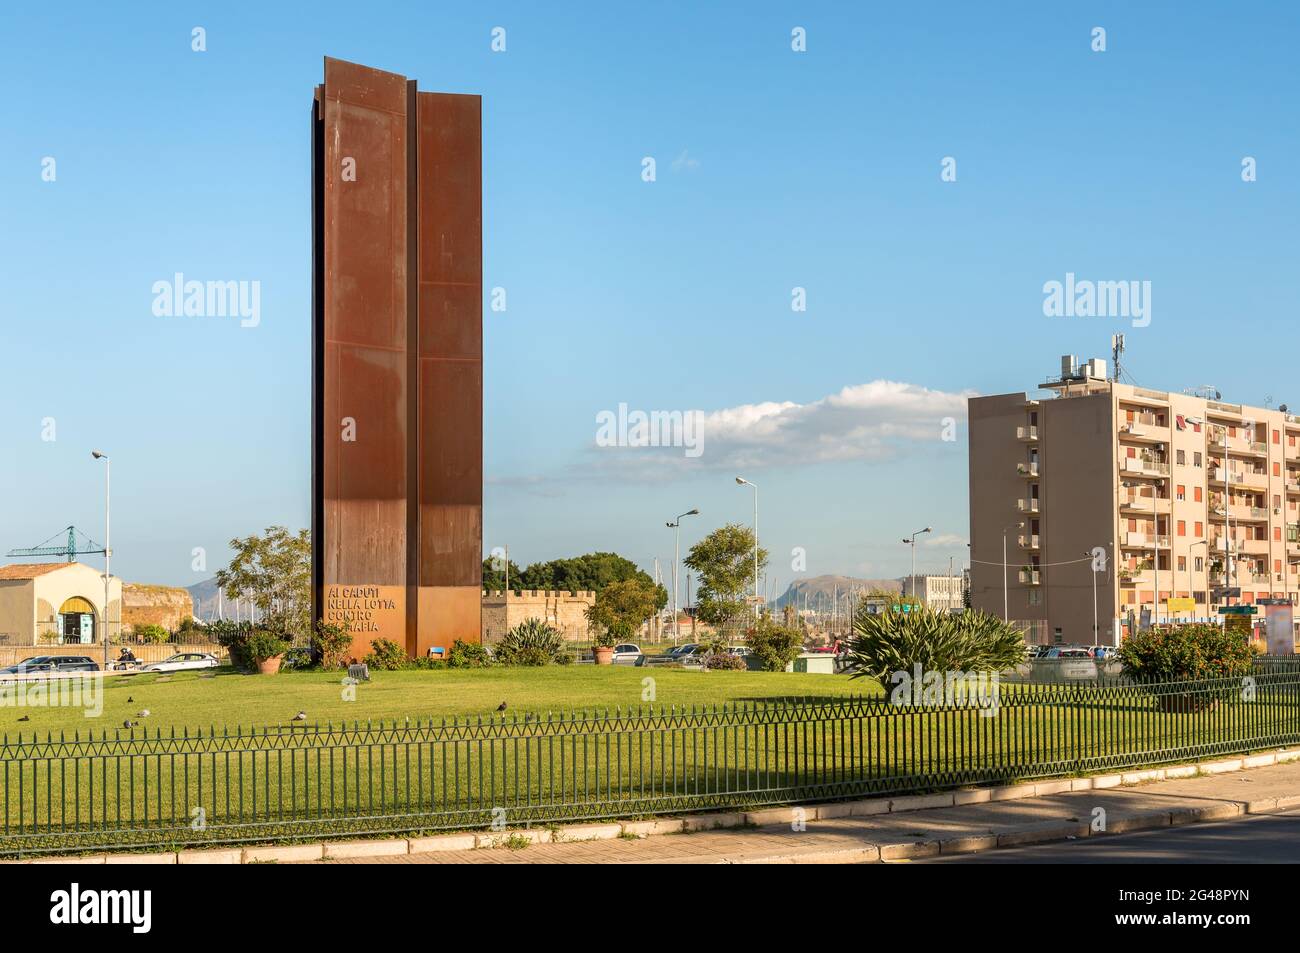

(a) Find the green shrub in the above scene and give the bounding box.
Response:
[132,623,171,644]
[447,639,492,669]
[313,620,354,669]
[843,606,1026,691]
[746,618,805,672]
[1116,623,1253,682]
[210,620,255,670]
[495,618,566,667]
[245,630,290,665]
[364,638,408,671]
[705,652,746,671]
[280,645,313,671]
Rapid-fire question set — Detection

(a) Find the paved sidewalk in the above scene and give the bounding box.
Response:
[316,760,1300,865]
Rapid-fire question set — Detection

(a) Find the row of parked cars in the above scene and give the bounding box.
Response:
[1026,644,1115,659]
[0,653,220,675]
[598,643,754,667]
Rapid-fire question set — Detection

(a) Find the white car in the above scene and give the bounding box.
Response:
[611,643,643,664]
[141,652,220,673]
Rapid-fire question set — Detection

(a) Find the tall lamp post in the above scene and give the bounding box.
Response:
[735,477,759,617]
[902,527,932,602]
[666,509,699,642]
[91,450,111,669]
[1085,550,1099,643]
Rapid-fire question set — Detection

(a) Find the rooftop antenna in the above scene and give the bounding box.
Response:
[1111,333,1125,383]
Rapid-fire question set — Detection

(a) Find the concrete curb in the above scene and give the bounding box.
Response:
[12,745,1300,865]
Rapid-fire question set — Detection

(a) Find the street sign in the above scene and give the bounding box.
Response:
[1218,606,1258,615]
[1211,587,1241,601]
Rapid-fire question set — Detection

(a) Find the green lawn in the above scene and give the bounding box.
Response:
[3,667,1298,855]
[3,665,880,737]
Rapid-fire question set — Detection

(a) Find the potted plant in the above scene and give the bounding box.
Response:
[246,630,290,674]
[591,624,621,665]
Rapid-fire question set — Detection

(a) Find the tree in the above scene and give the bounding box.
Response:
[684,523,768,630]
[481,556,523,592]
[215,526,311,640]
[586,578,662,646]
[515,552,657,594]
[746,617,805,671]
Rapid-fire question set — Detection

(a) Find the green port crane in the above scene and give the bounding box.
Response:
[5,526,106,563]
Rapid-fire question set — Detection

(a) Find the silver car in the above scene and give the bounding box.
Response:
[141,652,220,673]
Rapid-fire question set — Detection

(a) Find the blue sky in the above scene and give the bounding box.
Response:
[1,1,1297,590]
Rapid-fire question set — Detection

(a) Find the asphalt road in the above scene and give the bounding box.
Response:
[919,809,1300,863]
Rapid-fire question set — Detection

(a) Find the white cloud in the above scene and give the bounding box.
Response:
[579,379,974,479]
[923,533,968,547]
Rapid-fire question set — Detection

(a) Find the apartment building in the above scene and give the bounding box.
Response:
[905,574,967,613]
[969,356,1300,645]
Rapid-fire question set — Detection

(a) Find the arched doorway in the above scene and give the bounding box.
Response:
[57,597,97,645]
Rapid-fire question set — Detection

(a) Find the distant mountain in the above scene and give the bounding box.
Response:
[775,575,902,609]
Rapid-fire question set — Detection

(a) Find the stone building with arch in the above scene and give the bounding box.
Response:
[0,563,121,647]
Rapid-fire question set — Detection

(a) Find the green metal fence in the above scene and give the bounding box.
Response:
[2,671,1298,855]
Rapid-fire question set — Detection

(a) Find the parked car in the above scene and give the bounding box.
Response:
[611,644,643,664]
[1042,646,1091,659]
[0,655,99,675]
[722,646,750,658]
[140,652,220,673]
[661,643,701,659]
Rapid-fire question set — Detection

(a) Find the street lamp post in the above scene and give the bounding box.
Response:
[91,450,110,669]
[1085,550,1098,642]
[735,477,759,617]
[902,527,932,603]
[666,509,700,642]
[1002,522,1024,623]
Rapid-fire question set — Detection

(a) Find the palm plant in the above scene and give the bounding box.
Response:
[495,617,566,667]
[843,604,1026,691]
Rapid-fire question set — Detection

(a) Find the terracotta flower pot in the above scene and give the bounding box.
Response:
[593,646,615,666]
[256,654,284,675]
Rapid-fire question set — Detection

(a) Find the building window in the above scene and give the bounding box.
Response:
[1176,449,1186,465]
[1176,485,1186,500]
[1194,486,1203,502]
[1177,520,1186,536]
[1195,521,1203,536]
[1194,451,1203,466]
[1195,556,1204,571]
[1028,590,1042,606]
[1177,556,1187,571]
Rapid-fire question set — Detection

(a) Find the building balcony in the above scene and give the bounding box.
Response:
[1017,498,1040,513]
[1228,504,1270,522]
[1119,492,1170,514]
[1018,533,1040,550]
[1238,538,1270,555]
[1117,568,1153,586]
[1017,425,1038,441]
[1018,569,1041,585]
[1122,457,1169,478]
[1016,462,1040,478]
[1118,421,1164,444]
[1122,532,1171,549]
[1286,479,1300,495]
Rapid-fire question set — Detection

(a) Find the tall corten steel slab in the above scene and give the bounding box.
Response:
[312,58,482,659]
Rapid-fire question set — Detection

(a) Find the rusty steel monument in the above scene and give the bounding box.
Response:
[311,58,483,660]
